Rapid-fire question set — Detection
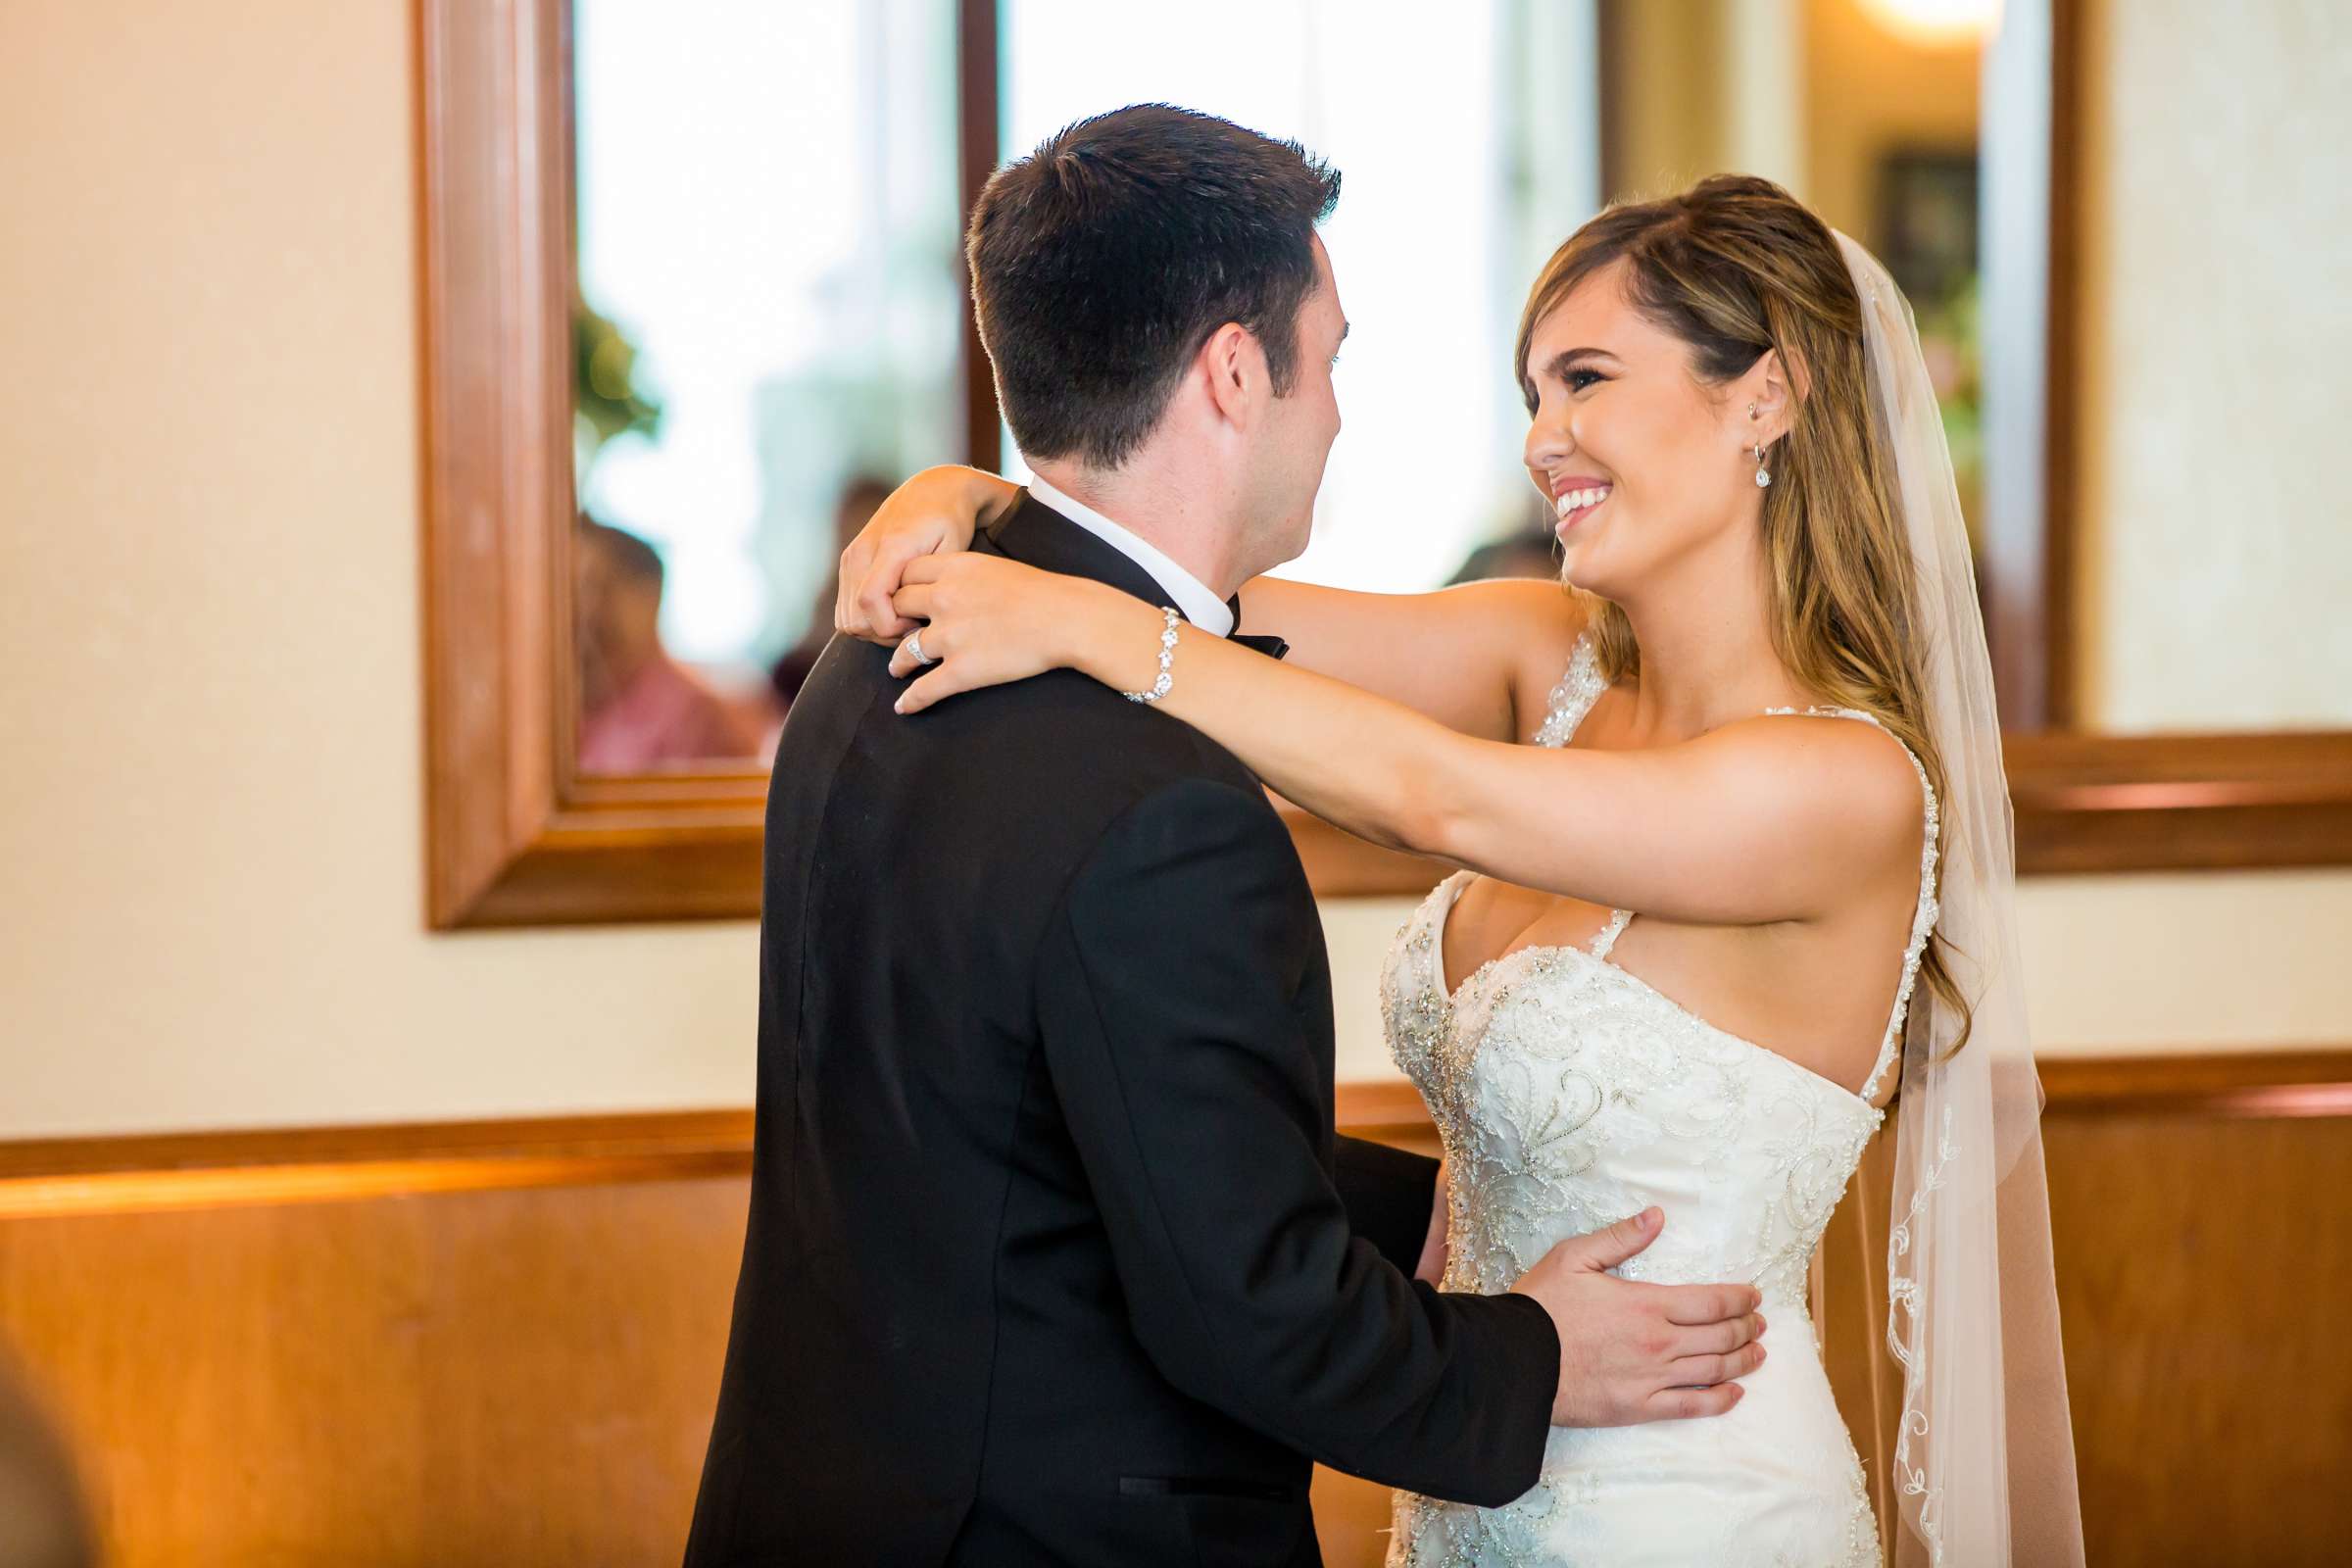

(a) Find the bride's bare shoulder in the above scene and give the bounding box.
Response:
[1701,710,1930,871]
[1441,574,1586,637]
[1438,577,1589,727]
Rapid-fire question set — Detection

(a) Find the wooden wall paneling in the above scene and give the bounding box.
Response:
[1814,1050,2352,1566]
[5,1052,2346,1564]
[2037,1054,2352,1565]
[0,1174,748,1567]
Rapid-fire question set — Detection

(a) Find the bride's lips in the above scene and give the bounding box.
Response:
[1551,477,1613,537]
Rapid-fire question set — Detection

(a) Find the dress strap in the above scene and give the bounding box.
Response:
[1589,906,1634,961]
[1760,706,1942,1105]
[1533,634,1606,749]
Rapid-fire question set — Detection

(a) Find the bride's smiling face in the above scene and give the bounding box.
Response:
[1521,258,1772,602]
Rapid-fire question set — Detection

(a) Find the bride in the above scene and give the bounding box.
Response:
[836,175,2082,1566]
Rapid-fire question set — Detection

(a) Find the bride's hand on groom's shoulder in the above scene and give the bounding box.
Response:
[887,555,1111,715]
[1507,1207,1767,1430]
[837,466,1013,643]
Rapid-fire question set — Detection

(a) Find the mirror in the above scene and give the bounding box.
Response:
[1604,0,2350,739]
[1601,0,2003,680]
[416,0,2352,929]
[566,0,965,772]
[564,0,1614,774]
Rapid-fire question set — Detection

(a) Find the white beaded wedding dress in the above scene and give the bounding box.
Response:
[1380,633,1939,1567]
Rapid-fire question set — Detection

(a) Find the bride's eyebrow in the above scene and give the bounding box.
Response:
[1545,347,1620,376]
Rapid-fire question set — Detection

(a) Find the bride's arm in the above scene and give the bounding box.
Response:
[890,559,1921,926]
[840,466,1584,741]
[1240,575,1584,742]
[835,466,1024,641]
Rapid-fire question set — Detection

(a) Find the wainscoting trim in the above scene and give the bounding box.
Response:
[0,1111,756,1219]
[5,1049,2345,1219]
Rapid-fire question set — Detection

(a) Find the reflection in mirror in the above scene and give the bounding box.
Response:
[1603,0,1990,585]
[568,0,962,771]
[995,0,1602,596]
[1606,0,2352,737]
[562,0,2344,777]
[422,0,2352,926]
[566,2,1607,776]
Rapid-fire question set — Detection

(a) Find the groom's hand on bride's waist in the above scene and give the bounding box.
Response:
[1506,1206,1766,1429]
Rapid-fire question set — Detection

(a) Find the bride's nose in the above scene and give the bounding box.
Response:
[1525,404,1574,473]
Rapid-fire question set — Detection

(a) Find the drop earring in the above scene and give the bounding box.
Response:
[1747,404,1773,488]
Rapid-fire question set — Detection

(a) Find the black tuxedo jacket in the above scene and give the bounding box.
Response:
[682,495,1558,1567]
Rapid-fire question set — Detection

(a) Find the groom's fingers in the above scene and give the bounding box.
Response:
[1668,1313,1765,1359]
[1555,1206,1662,1274]
[1642,1382,1744,1422]
[1664,1340,1767,1391]
[1654,1282,1763,1326]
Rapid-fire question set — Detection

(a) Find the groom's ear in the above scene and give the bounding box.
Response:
[1198,320,1267,430]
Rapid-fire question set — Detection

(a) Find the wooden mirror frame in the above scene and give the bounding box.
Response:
[418,0,2352,929]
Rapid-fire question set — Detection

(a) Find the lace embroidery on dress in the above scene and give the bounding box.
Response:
[1531,634,1608,749]
[1370,635,1942,1567]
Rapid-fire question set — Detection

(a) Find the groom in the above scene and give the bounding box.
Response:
[684,106,1763,1567]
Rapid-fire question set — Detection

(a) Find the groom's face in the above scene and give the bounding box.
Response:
[1246,236,1348,572]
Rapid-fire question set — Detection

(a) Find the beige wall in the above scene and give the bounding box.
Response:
[2,0,759,1140]
[3,0,2347,1142]
[2073,0,2352,730]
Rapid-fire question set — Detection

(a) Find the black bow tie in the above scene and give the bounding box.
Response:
[1224,594,1289,661]
[1229,632,1290,661]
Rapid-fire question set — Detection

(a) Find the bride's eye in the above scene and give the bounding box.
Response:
[1566,368,1606,393]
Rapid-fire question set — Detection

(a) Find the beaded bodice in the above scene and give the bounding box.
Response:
[1380,636,1939,1311]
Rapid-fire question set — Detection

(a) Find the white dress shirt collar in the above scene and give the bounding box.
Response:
[1025,475,1236,638]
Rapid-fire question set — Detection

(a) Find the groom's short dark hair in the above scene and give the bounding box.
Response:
[967,104,1341,469]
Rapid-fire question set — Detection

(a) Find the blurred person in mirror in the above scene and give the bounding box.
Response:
[1446,494,1564,585]
[0,1349,97,1568]
[767,474,898,724]
[574,515,757,770]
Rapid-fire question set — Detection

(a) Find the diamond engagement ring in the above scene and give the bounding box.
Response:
[903,627,935,666]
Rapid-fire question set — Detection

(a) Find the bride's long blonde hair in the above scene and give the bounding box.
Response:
[1517,173,1971,1055]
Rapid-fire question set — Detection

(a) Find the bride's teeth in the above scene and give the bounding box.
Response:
[1555,486,1611,516]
